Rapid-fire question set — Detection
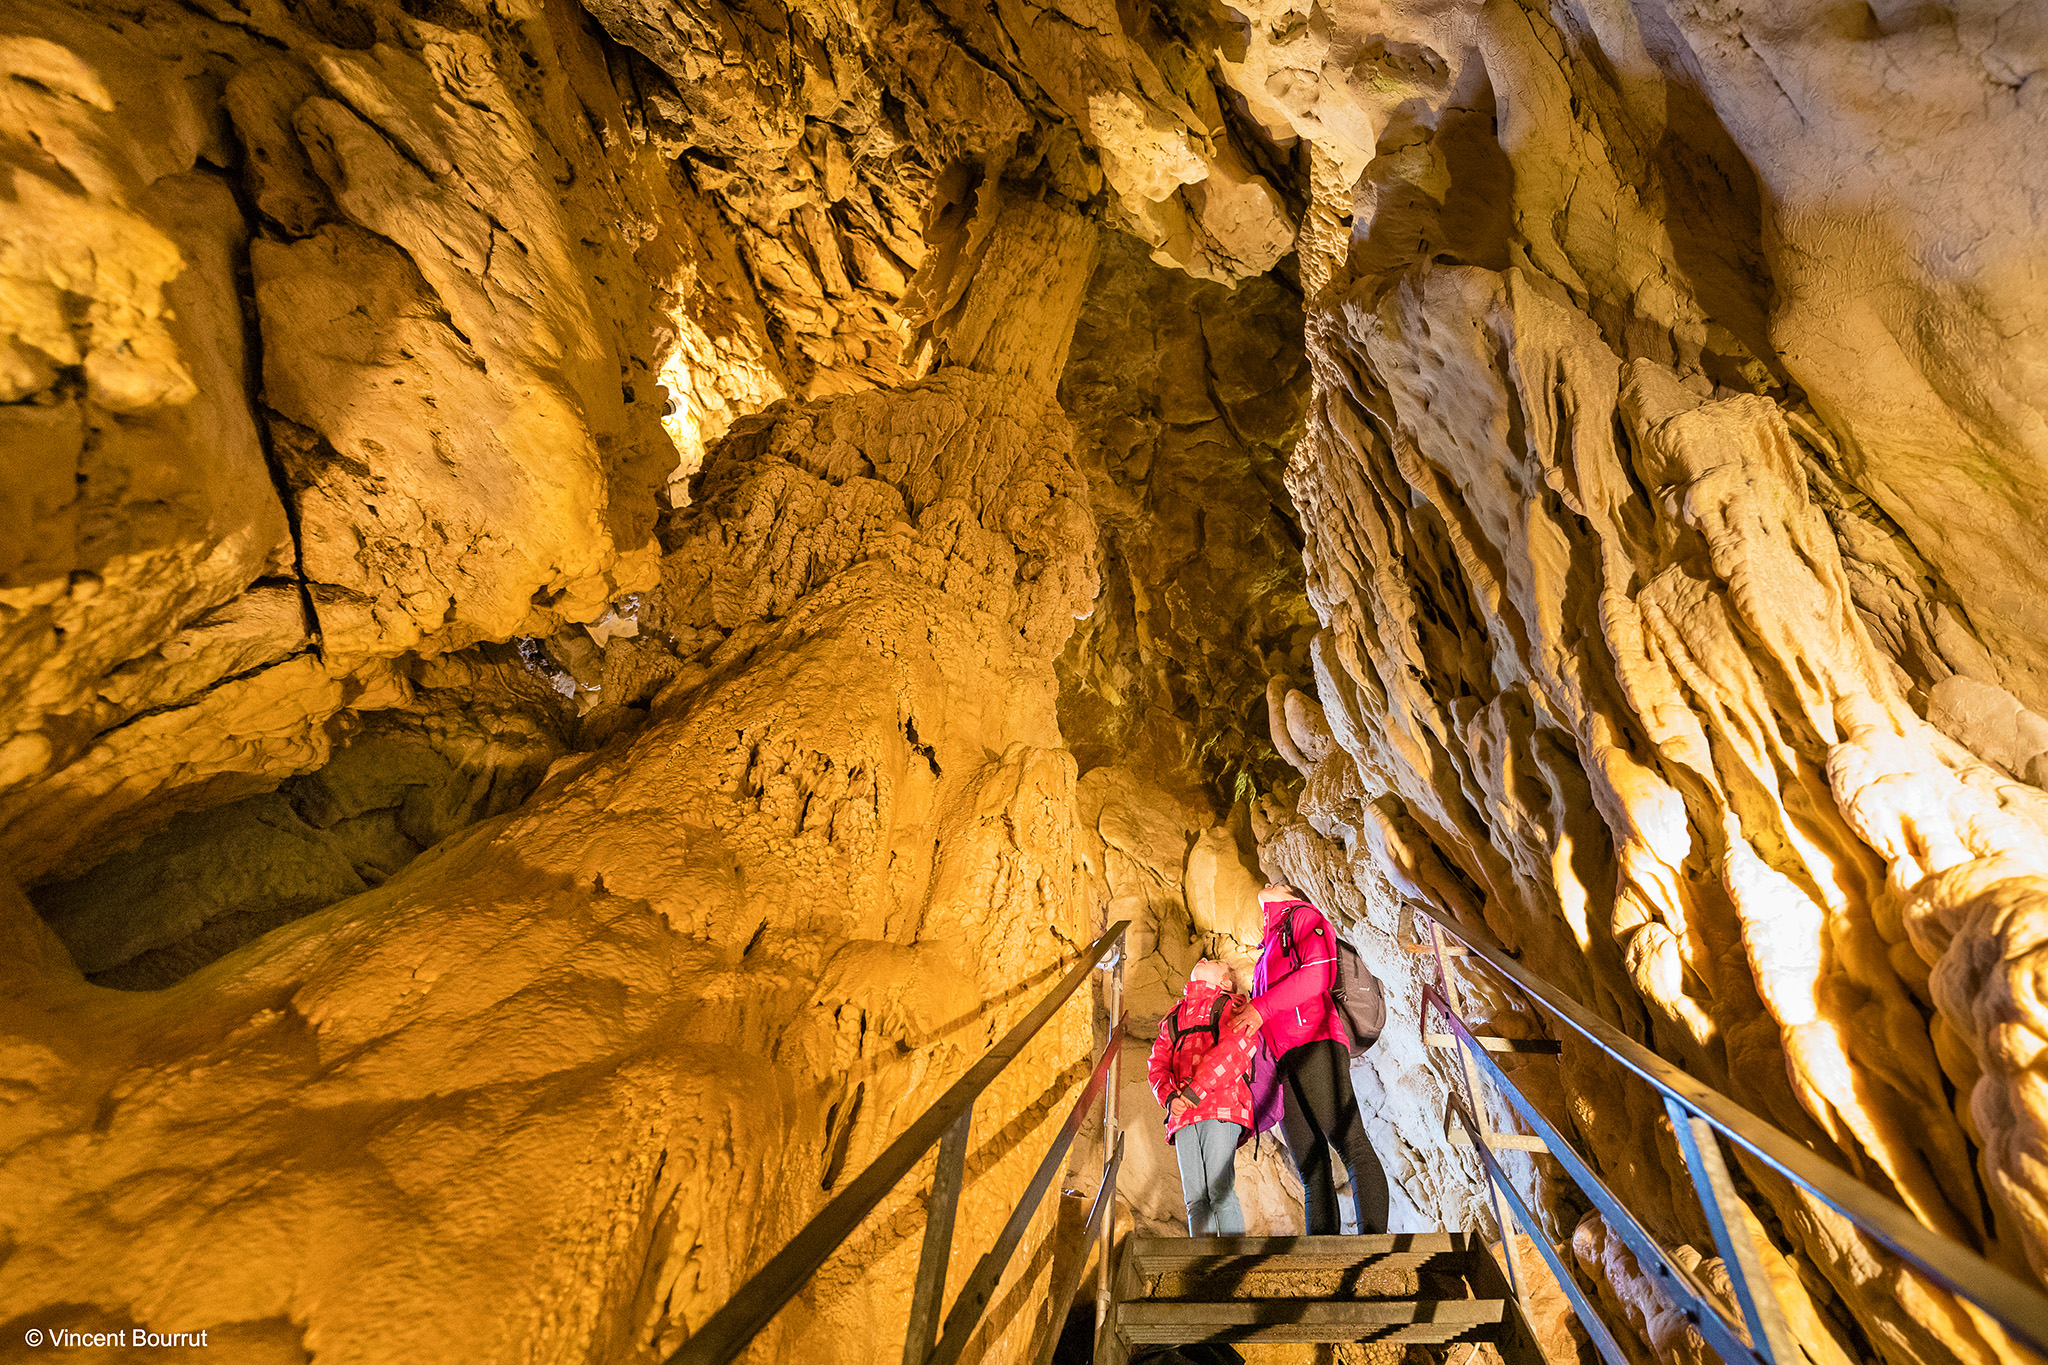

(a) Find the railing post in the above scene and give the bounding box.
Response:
[669,921,1128,1365]
[1094,938,1123,1357]
[929,1021,1128,1365]
[1415,913,2048,1363]
[1033,1133,1124,1365]
[1427,917,1527,1302]
[902,1106,972,1365]
[1664,1097,1795,1365]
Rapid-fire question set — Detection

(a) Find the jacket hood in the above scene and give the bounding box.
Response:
[1180,977,1228,1006]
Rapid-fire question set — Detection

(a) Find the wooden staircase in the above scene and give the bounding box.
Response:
[1102,1233,1546,1363]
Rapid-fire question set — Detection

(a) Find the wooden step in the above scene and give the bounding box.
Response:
[1127,1233,1470,1302]
[1128,1233,1466,1273]
[1118,1297,1509,1345]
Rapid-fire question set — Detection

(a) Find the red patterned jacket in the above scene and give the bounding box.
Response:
[1146,979,1259,1145]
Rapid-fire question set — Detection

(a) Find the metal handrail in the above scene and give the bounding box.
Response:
[1419,911,2048,1361]
[1440,1071,1631,1365]
[926,1017,1125,1365]
[1030,1133,1124,1365]
[670,920,1129,1365]
[1427,987,1764,1365]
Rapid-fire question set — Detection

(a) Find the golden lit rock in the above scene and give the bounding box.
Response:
[2,0,2045,1361]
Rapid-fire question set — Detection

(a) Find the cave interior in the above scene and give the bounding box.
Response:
[3,0,2048,1361]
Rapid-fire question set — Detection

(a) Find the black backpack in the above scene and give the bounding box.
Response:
[1163,995,1250,1119]
[1166,995,1228,1054]
[1278,910,1386,1054]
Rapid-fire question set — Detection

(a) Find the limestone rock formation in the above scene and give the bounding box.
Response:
[0,0,683,888]
[5,0,2048,1361]
[1240,5,2048,1359]
[1,173,1111,1364]
[1056,235,1319,805]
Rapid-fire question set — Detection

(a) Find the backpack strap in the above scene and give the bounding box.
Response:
[1168,997,1239,1116]
[1167,995,1227,1053]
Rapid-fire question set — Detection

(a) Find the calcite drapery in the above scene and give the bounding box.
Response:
[1258,255,2048,1365]
[1204,4,2048,1361]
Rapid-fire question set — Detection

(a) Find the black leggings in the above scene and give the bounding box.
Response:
[1277,1039,1390,1234]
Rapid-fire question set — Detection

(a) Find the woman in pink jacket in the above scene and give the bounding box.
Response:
[1240,883,1390,1234]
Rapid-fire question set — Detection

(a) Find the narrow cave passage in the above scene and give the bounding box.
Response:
[4,2,2048,1364]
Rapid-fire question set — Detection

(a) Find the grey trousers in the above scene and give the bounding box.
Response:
[1174,1118,1246,1236]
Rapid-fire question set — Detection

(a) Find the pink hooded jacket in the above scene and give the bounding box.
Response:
[1250,896,1348,1059]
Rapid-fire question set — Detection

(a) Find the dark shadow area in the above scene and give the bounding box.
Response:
[31,699,562,989]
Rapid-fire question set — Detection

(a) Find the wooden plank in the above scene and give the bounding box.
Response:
[1119,1299,1508,1345]
[1424,1033,1563,1054]
[1121,1300,1506,1327]
[1121,1323,1505,1346]
[1449,1132,1551,1152]
[1130,1233,1461,1270]
[1114,1229,1142,1307]
[1403,942,1468,956]
[1138,1250,1459,1278]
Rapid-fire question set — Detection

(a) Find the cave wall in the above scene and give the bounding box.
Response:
[1055,233,1319,803]
[0,0,710,894]
[5,0,2048,1359]
[1234,4,2048,1365]
[3,0,1277,1354]
[0,190,1111,1363]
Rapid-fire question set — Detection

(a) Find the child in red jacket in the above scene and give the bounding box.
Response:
[1147,958,1261,1235]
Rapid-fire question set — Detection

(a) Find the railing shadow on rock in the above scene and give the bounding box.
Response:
[1411,910,2048,1365]
[669,920,1130,1365]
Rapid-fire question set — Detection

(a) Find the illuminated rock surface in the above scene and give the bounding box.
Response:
[2,0,2046,1361]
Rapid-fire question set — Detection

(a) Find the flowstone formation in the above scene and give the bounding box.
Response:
[0,183,1111,1362]
[1238,8,2048,1365]
[5,0,2048,1360]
